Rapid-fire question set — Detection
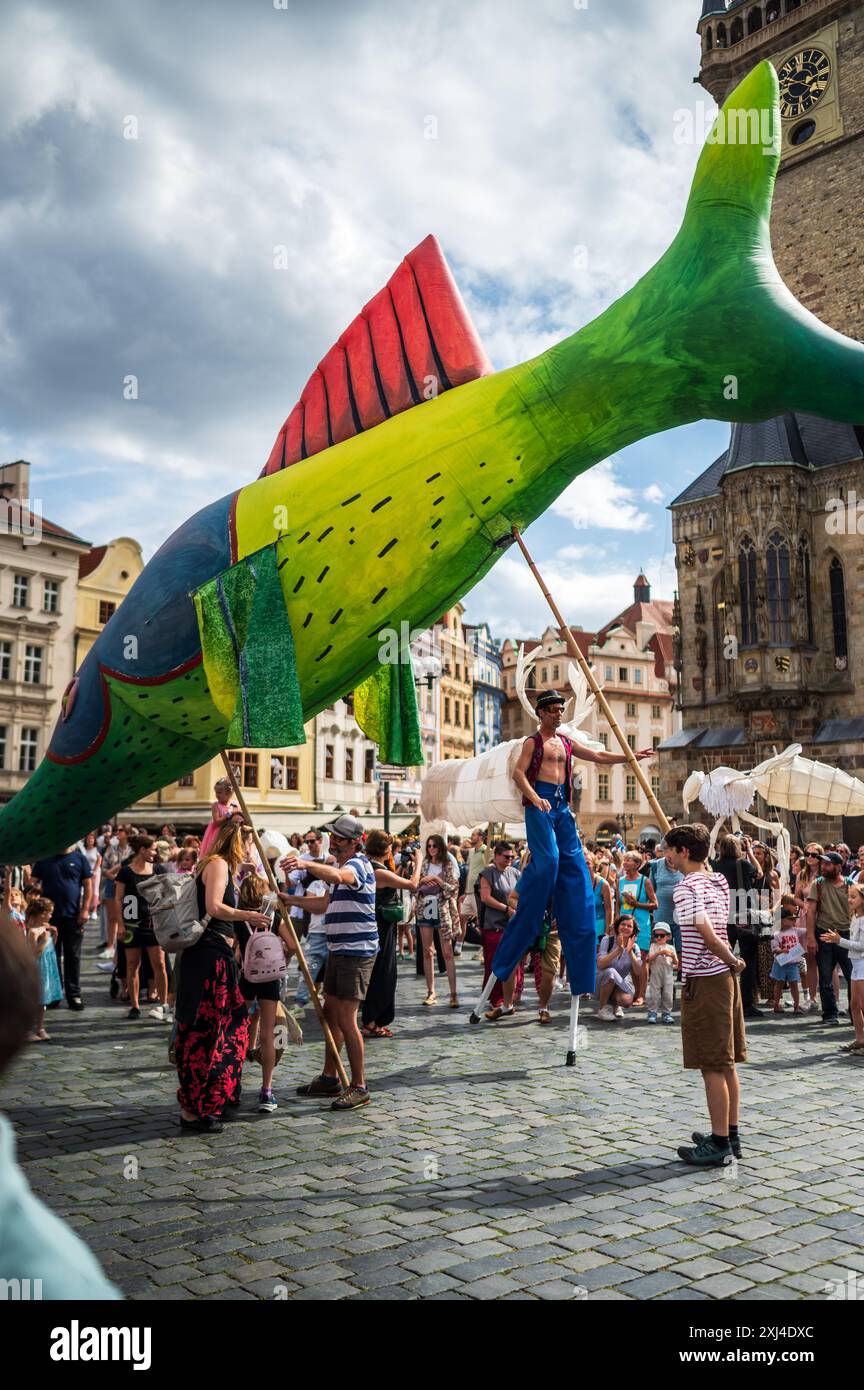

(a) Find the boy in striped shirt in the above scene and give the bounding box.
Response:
[280,814,378,1111]
[665,825,747,1168]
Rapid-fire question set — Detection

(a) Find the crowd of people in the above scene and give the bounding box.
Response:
[2,789,863,1127]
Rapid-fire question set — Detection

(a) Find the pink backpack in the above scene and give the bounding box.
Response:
[243,926,285,984]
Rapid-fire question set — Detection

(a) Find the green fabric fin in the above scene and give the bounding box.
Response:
[354,656,424,767]
[192,544,306,748]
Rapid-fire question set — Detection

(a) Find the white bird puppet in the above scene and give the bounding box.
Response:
[420,644,604,833]
[682,744,864,891]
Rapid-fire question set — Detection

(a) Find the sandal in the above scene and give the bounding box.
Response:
[360,1024,379,1037]
[449,996,459,1009]
[423,993,438,1006]
[538,1009,551,1025]
[376,1026,394,1037]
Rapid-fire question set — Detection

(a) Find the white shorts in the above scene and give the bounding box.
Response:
[851,960,864,982]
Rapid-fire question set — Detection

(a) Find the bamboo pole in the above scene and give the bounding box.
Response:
[219,752,350,1091]
[511,527,670,835]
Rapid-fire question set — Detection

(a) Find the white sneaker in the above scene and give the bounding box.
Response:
[98,947,114,960]
[596,1004,616,1022]
[95,960,116,973]
[163,1006,174,1023]
[148,1005,167,1022]
[614,1006,624,1019]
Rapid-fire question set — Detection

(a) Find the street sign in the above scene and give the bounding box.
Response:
[375,768,407,781]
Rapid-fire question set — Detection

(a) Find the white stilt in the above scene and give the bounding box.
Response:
[565,995,580,1066]
[469,971,499,1024]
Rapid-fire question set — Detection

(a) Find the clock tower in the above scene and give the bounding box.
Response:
[696,0,863,340]
[657,3,864,844]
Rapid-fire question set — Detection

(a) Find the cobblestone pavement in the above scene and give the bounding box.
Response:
[3,926,864,1301]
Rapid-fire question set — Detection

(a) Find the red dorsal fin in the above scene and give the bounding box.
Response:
[260,235,492,476]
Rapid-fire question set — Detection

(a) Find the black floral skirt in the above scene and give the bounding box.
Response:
[175,956,249,1118]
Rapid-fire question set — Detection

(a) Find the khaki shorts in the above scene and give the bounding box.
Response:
[323,953,376,1002]
[681,970,747,1070]
[539,930,562,980]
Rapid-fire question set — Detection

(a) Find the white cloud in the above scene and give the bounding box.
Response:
[643,483,664,504]
[0,0,706,557]
[463,542,674,639]
[552,458,653,533]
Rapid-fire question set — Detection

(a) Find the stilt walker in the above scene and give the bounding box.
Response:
[470,529,665,1063]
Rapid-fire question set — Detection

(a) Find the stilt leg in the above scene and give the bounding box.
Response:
[566,994,580,1066]
[469,971,499,1025]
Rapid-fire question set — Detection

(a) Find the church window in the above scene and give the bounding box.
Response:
[766,531,791,644]
[730,16,744,42]
[830,558,848,665]
[713,574,729,690]
[798,537,814,644]
[766,2,781,20]
[738,536,758,645]
[747,7,763,35]
[717,22,727,47]
[705,26,713,50]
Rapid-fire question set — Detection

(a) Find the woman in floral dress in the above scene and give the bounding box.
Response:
[174,822,271,1133]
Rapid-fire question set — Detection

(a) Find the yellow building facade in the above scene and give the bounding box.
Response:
[75,537,144,670]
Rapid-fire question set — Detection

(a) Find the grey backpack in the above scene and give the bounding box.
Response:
[139,873,209,953]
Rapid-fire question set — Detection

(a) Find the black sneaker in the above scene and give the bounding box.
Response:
[296,1075,340,1097]
[693,1130,742,1160]
[677,1136,733,1168]
[742,1006,764,1020]
[822,1015,841,1027]
[127,1006,141,1020]
[68,998,85,1012]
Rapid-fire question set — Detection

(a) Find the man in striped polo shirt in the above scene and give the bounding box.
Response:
[282,814,378,1111]
[665,824,747,1168]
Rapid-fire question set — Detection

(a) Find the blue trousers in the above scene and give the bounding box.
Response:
[491,782,596,996]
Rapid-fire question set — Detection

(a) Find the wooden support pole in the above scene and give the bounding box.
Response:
[219,751,350,1091]
[511,527,670,835]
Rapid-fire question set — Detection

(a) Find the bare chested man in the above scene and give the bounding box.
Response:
[483,689,652,1012]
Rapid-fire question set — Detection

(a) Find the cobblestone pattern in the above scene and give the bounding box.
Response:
[3,929,864,1300]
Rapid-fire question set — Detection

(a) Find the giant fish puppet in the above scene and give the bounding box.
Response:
[4,63,864,863]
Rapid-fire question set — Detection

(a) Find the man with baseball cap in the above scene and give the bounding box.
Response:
[476,688,653,1017]
[806,850,853,1026]
[280,814,378,1109]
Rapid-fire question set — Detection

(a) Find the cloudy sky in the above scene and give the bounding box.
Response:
[0,0,730,637]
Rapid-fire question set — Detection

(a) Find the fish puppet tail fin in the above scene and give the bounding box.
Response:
[613,61,864,429]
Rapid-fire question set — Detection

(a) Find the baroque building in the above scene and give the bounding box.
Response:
[660,1,864,843]
[0,461,90,803]
[463,621,504,755]
[436,603,475,760]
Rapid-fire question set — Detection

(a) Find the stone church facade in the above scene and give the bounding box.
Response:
[659,0,864,844]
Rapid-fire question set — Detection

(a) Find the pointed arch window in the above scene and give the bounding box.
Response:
[738,535,758,646]
[713,574,729,691]
[706,25,713,50]
[830,557,848,664]
[798,536,814,644]
[766,530,791,644]
[730,16,745,42]
[717,21,727,46]
[748,6,763,35]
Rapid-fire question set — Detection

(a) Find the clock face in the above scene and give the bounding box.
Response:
[777,48,832,119]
